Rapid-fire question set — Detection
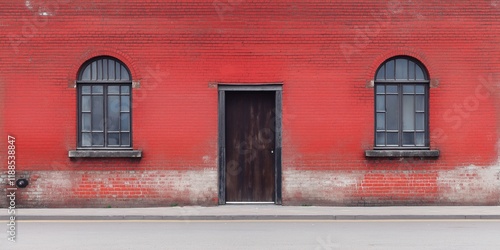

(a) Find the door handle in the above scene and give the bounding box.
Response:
[271,150,274,154]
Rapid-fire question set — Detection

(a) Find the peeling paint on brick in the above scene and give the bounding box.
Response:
[437,165,500,205]
[282,170,364,205]
[14,170,218,208]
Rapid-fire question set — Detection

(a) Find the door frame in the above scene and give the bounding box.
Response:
[218,84,283,205]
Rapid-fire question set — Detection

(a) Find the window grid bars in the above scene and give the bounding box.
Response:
[78,84,131,148]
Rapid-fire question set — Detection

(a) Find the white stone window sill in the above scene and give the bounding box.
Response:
[365,149,439,158]
[68,150,142,158]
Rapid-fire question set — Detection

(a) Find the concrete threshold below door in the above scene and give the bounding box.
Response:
[225,202,275,205]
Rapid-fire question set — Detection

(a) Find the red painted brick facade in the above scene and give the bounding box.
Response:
[1,0,500,207]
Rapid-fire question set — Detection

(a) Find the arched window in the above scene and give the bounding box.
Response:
[77,57,132,148]
[374,56,429,148]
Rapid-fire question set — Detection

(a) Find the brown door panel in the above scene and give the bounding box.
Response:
[225,91,275,202]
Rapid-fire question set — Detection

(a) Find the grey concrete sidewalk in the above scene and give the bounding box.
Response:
[2,205,500,220]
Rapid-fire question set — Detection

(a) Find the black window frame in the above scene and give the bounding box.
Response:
[374,56,430,150]
[76,56,133,149]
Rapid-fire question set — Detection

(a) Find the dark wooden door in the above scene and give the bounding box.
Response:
[225,91,275,202]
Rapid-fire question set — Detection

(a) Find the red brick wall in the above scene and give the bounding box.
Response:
[1,0,500,207]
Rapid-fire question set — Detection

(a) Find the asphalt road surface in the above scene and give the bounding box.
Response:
[3,220,500,250]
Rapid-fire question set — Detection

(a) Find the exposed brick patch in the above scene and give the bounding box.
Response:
[12,170,217,208]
